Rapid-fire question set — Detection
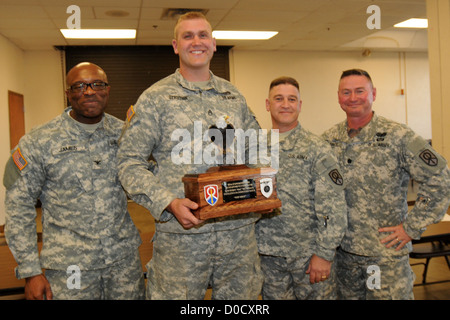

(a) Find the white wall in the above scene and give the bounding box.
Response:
[230,50,431,139]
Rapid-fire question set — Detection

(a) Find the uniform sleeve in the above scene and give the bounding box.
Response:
[4,140,45,279]
[312,149,348,261]
[117,99,177,221]
[402,134,450,239]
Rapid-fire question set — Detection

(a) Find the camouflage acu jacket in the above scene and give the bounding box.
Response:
[117,69,261,234]
[322,113,450,257]
[4,109,141,279]
[256,124,347,261]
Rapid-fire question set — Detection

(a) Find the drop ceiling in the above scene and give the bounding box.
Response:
[0,0,428,52]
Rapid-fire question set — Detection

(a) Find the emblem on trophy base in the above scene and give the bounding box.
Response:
[183,164,281,220]
[182,116,282,220]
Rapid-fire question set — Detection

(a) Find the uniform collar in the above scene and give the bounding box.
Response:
[62,107,114,136]
[342,112,379,142]
[174,68,229,94]
[278,123,303,151]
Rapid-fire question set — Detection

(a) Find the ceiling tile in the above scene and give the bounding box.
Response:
[0,0,428,52]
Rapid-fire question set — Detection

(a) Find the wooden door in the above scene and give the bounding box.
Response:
[8,91,25,150]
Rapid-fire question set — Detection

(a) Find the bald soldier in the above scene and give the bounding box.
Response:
[3,62,145,300]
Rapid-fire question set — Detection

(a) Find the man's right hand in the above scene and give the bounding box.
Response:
[166,198,204,229]
[25,274,53,300]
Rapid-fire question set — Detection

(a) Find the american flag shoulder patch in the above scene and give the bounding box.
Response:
[12,148,28,171]
[126,105,135,122]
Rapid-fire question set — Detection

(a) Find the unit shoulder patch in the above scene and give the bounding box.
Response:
[328,169,344,186]
[407,135,446,171]
[419,149,438,167]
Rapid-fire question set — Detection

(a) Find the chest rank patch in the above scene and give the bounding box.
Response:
[375,132,387,141]
[328,169,343,186]
[419,149,438,166]
[12,148,28,171]
[126,105,135,122]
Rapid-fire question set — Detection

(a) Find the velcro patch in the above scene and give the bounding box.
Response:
[12,148,28,171]
[126,105,135,122]
[329,169,344,185]
[407,136,446,172]
[419,149,438,167]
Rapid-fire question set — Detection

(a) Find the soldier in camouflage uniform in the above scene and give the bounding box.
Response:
[117,12,263,299]
[3,62,145,300]
[322,69,450,299]
[256,77,347,300]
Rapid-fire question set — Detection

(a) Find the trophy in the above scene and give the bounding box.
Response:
[182,116,281,220]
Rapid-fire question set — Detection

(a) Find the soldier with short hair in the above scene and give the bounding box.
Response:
[4,62,145,300]
[322,68,450,299]
[256,76,347,300]
[117,12,263,300]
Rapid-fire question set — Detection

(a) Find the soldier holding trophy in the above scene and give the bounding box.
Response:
[118,12,265,300]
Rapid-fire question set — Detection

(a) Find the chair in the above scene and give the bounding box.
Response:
[409,233,450,285]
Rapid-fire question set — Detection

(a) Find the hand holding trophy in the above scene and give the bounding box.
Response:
[182,116,281,220]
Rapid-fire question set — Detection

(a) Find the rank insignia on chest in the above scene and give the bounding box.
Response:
[12,148,28,171]
[375,132,387,141]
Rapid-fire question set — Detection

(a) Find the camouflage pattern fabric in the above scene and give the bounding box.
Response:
[45,250,145,300]
[117,69,261,232]
[146,224,262,300]
[4,108,143,298]
[322,112,450,299]
[117,69,263,299]
[260,254,337,300]
[256,124,347,299]
[335,248,415,300]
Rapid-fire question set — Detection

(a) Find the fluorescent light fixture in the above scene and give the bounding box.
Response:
[212,30,278,40]
[60,29,136,39]
[394,18,428,28]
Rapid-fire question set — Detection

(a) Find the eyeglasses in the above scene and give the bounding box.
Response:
[68,81,109,93]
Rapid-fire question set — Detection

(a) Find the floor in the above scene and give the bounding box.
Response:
[1,201,449,300]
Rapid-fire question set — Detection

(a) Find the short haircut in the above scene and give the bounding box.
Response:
[340,69,373,86]
[173,11,212,39]
[269,76,300,93]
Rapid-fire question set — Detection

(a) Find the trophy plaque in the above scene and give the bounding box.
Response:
[182,117,281,220]
[183,164,282,220]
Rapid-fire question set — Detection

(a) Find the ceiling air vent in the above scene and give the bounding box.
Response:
[161,8,209,20]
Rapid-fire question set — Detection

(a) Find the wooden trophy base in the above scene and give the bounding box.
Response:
[182,164,282,220]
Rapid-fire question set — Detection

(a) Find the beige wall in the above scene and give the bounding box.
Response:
[230,50,431,138]
[427,0,450,160]
[23,50,66,132]
[0,38,64,225]
[0,34,25,226]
